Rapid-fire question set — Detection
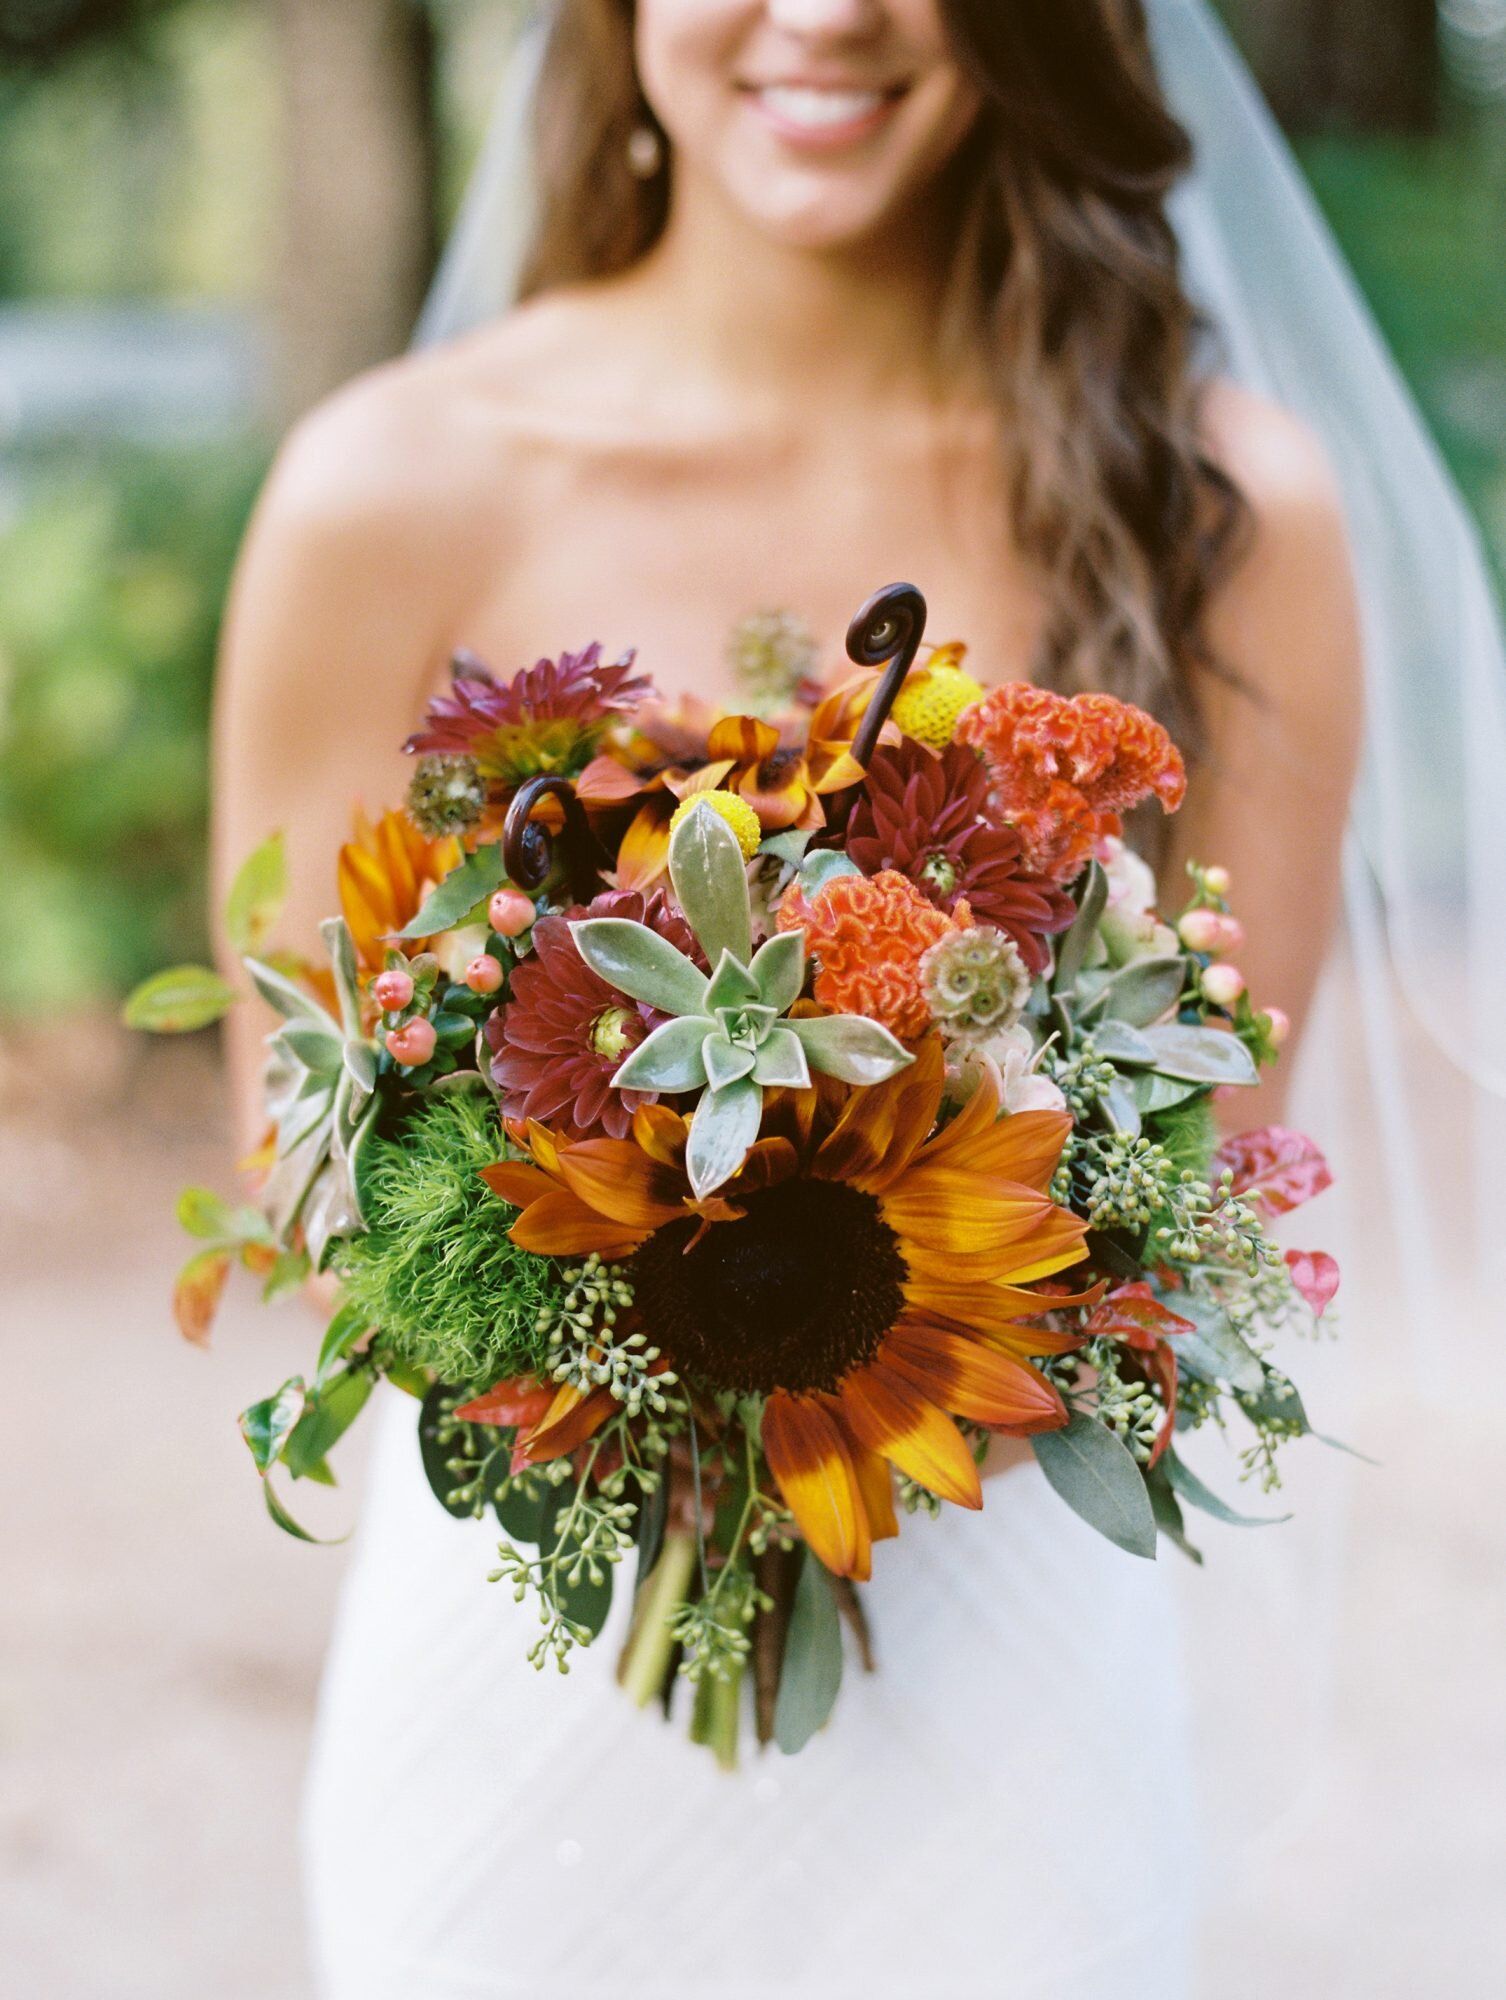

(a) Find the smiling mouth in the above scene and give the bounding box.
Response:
[738,81,910,146]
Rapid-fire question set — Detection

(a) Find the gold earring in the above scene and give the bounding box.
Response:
[627,123,663,178]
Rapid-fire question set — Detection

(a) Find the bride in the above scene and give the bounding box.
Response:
[212,2,1497,1995]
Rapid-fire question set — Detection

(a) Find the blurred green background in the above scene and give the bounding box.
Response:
[1,0,1503,1015]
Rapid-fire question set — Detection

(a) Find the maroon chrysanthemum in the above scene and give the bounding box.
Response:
[405,645,658,786]
[843,739,1076,974]
[486,889,699,1142]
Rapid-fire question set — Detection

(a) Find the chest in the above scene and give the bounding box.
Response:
[441,424,1046,703]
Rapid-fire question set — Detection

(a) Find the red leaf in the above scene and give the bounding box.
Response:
[174,1248,231,1347]
[1214,1126,1333,1217]
[455,1375,556,1429]
[1141,1339,1179,1467]
[1086,1281,1196,1353]
[1284,1249,1341,1317]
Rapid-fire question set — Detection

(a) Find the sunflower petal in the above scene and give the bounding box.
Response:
[844,1434,900,1543]
[555,1139,687,1229]
[479,1161,557,1209]
[517,1383,616,1464]
[837,1362,982,1509]
[762,1394,872,1581]
[615,802,674,890]
[508,1189,644,1257]
[884,1323,1068,1434]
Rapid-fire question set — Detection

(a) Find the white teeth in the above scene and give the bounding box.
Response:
[755,86,889,129]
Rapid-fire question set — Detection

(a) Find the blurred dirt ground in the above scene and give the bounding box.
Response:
[2,1031,1502,2000]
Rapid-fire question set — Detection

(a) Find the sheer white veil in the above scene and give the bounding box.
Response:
[417,0,1506,1363]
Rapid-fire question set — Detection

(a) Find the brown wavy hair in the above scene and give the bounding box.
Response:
[517,0,1247,749]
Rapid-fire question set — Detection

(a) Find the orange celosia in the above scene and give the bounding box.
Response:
[337,807,462,974]
[955,684,1187,883]
[779,870,973,1040]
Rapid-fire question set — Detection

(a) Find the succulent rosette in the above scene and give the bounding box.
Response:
[129,586,1343,1770]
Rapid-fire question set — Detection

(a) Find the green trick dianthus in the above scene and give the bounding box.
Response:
[336,1088,563,1388]
[1146,1090,1218,1182]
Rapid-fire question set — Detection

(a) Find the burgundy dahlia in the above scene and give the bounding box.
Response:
[844,739,1075,975]
[405,644,658,787]
[486,889,699,1142]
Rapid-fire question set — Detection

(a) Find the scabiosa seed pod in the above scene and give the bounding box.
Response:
[406,753,486,839]
[920,924,1032,1044]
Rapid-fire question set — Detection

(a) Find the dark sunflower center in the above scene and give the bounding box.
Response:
[629,1178,907,1395]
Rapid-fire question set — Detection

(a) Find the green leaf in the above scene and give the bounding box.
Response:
[495,1464,554,1544]
[685,1075,764,1197]
[277,1021,344,1075]
[1033,1415,1158,1558]
[750,931,806,1013]
[342,1040,378,1095]
[1052,861,1107,991]
[1096,956,1186,1029]
[1090,1019,1158,1065]
[1102,1079,1143,1138]
[1138,1023,1259,1087]
[1145,1465,1204,1564]
[1165,1452,1292,1527]
[263,1475,347,1544]
[1164,1292,1266,1394]
[1132,1071,1203,1115]
[315,1300,372,1388]
[703,1034,758,1091]
[668,802,754,969]
[775,1549,844,1755]
[283,1366,374,1480]
[634,1473,669,1587]
[786,1011,914,1086]
[245,957,337,1029]
[259,1249,310,1305]
[759,829,813,865]
[704,948,761,1014]
[611,1014,711,1092]
[392,845,509,940]
[320,917,364,1036]
[1237,1368,1312,1435]
[796,849,862,899]
[753,1026,811,1089]
[176,1187,269,1245]
[224,832,287,956]
[238,1376,306,1475]
[122,964,238,1034]
[570,918,709,1017]
[431,1010,476,1047]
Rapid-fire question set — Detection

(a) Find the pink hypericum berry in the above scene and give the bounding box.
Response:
[1263,1004,1292,1048]
[488,889,536,938]
[1203,865,1232,897]
[386,1017,437,1067]
[1201,963,1247,1008]
[1178,909,1223,954]
[373,968,415,1012]
[464,955,504,995]
[1211,914,1246,953]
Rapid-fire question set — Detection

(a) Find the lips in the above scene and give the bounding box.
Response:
[739,79,909,149]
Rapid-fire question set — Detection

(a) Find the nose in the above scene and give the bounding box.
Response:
[764,0,883,37]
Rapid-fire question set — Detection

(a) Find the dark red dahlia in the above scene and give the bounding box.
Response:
[405,645,658,786]
[844,739,1075,974]
[486,889,699,1142]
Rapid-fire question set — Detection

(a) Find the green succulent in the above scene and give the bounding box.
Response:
[570,802,912,1198]
[248,917,379,1270]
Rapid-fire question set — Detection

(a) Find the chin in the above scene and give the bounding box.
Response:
[724,165,928,253]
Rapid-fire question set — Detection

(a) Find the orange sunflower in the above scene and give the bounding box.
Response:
[337,807,462,975]
[480,1037,1096,1580]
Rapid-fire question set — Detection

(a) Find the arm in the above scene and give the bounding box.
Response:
[212,380,462,1147]
[1163,388,1365,1130]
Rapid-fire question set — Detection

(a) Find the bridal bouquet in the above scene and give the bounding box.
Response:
[129,584,1339,1763]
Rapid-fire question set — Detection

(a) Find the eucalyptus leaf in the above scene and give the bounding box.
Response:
[1096,956,1186,1030]
[1033,1415,1158,1559]
[1052,862,1107,991]
[1132,1071,1203,1115]
[668,803,753,968]
[611,1015,711,1092]
[1166,1292,1267,1394]
[1237,1368,1312,1434]
[1145,1466,1204,1565]
[753,1026,812,1089]
[1138,1023,1259,1087]
[123,964,238,1034]
[224,832,287,956]
[392,845,509,940]
[685,1075,764,1197]
[774,1549,844,1755]
[1165,1452,1291,1527]
[796,849,862,899]
[1102,1079,1143,1138]
[786,1012,914,1086]
[1090,1019,1158,1065]
[750,931,806,1013]
[571,918,709,1017]
[495,1465,555,1544]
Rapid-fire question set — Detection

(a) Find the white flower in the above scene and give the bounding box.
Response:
[1100,835,1158,918]
[944,1022,1067,1117]
[1098,837,1177,966]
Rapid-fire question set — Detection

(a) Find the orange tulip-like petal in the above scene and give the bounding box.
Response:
[762,1393,872,1581]
[884,1323,1068,1434]
[836,1362,983,1510]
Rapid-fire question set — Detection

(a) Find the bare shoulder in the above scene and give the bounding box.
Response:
[1198,378,1361,719]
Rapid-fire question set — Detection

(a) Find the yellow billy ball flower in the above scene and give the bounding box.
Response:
[890,651,985,749]
[669,789,763,861]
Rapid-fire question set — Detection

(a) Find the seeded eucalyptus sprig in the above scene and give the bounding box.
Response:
[569,801,914,1197]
